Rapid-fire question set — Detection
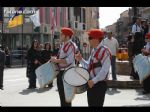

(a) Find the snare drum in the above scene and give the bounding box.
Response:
[133,54,150,83]
[35,62,59,88]
[63,67,90,94]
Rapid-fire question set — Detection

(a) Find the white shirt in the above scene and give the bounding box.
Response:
[101,37,119,56]
[80,43,111,84]
[132,23,143,34]
[58,40,77,70]
[145,42,150,52]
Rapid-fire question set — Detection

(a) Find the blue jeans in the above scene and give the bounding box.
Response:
[111,56,117,80]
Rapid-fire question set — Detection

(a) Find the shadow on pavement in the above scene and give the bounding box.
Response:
[106,88,121,95]
[123,102,150,107]
[135,95,150,101]
[19,87,52,95]
[135,89,143,95]
[19,88,39,95]
[134,89,150,101]
[37,87,52,93]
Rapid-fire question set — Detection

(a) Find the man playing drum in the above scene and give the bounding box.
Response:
[75,29,111,106]
[50,27,77,107]
[141,33,150,94]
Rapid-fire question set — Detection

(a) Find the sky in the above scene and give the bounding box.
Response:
[99,7,130,29]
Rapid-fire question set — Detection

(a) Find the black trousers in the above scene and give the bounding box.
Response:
[87,81,107,107]
[130,62,139,79]
[133,32,144,55]
[5,55,10,67]
[0,67,4,88]
[143,76,150,92]
[57,71,71,107]
[28,70,36,88]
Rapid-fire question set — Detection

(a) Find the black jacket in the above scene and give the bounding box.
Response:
[26,49,41,77]
[41,49,52,64]
[0,50,6,67]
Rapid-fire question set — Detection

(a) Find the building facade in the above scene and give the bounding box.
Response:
[0,7,99,66]
[105,23,117,37]
[116,10,130,46]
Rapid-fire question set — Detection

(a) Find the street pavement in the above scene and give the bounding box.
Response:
[0,67,150,107]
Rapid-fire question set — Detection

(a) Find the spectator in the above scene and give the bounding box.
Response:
[0,45,6,90]
[41,42,53,88]
[127,34,134,77]
[131,17,144,80]
[4,47,11,68]
[102,30,119,80]
[26,40,41,89]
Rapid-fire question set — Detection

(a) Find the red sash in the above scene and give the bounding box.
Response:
[57,41,76,69]
[88,46,111,78]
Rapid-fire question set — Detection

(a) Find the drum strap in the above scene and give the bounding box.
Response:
[56,42,76,70]
[88,46,111,79]
[63,42,76,54]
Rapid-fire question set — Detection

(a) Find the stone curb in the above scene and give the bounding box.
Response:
[107,80,143,88]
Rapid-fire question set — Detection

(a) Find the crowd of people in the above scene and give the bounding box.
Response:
[26,40,54,89]
[127,17,150,94]
[0,17,150,106]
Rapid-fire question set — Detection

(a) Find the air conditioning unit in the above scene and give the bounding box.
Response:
[78,23,83,30]
[78,23,86,30]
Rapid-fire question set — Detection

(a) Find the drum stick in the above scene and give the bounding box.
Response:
[74,68,88,81]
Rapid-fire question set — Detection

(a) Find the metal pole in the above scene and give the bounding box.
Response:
[22,17,24,67]
[1,7,4,50]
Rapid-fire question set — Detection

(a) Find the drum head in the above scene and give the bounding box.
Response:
[147,56,150,63]
[63,67,89,86]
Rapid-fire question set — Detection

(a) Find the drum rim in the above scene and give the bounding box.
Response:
[63,66,90,87]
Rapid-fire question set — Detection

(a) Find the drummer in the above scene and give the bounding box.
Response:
[141,33,150,94]
[141,33,150,56]
[75,29,111,106]
[50,27,77,107]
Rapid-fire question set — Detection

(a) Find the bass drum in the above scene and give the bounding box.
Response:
[63,67,90,94]
[35,62,59,88]
[133,54,150,83]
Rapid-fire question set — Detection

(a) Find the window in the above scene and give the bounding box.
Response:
[83,23,86,30]
[74,7,81,22]
[44,34,49,42]
[68,7,70,21]
[74,7,80,16]
[45,7,50,24]
[53,7,57,24]
[82,8,85,23]
[60,7,63,26]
